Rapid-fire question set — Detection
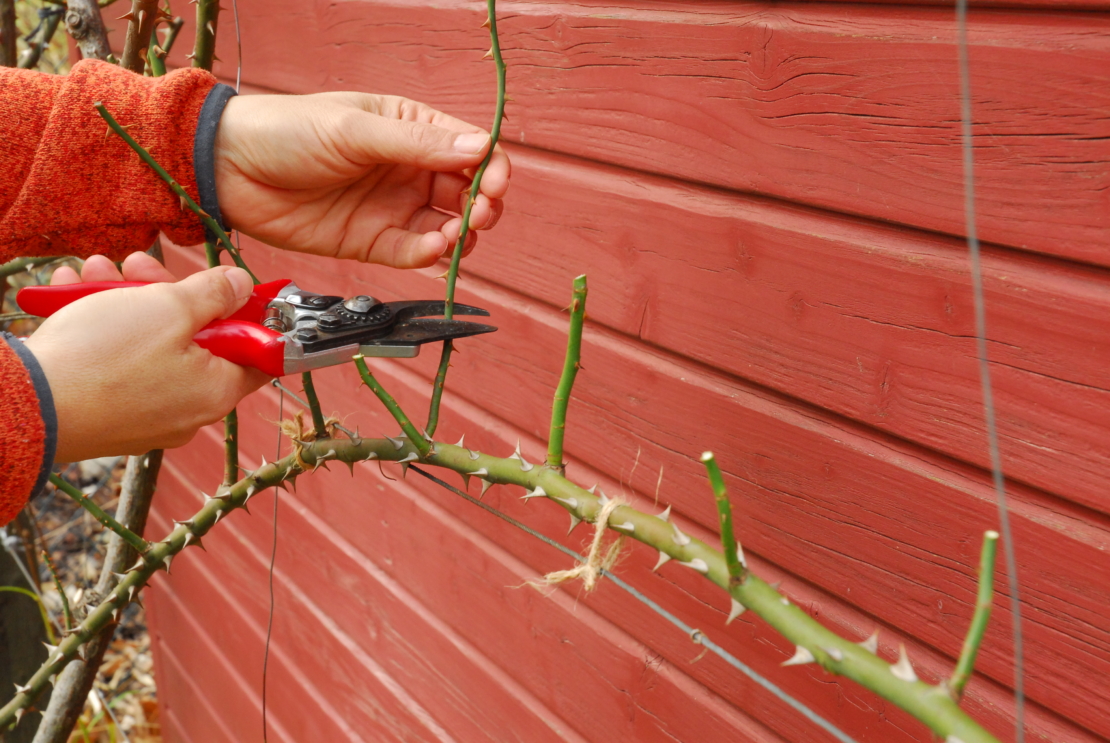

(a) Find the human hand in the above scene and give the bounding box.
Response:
[214,93,511,269]
[25,254,271,462]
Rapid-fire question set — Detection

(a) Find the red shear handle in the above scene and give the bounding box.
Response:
[17,279,293,377]
[17,279,291,321]
[17,282,147,317]
[194,320,287,378]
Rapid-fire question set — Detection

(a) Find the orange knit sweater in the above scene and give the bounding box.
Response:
[0,60,217,525]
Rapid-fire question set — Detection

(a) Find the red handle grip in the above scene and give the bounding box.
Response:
[17,279,292,377]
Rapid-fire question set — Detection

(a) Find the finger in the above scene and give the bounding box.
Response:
[429,171,472,214]
[50,266,81,286]
[167,267,255,333]
[477,144,511,199]
[343,113,494,173]
[366,228,449,269]
[121,252,176,283]
[479,197,504,230]
[372,97,512,196]
[80,255,124,282]
[405,206,454,236]
[438,217,478,257]
[460,194,503,231]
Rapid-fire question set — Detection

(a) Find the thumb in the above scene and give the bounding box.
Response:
[171,267,255,333]
[350,114,491,171]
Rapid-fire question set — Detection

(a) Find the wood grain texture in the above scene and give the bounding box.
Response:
[461,146,1110,517]
[132,0,1110,265]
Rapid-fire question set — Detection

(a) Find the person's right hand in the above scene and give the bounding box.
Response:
[25,255,271,462]
[214,92,511,269]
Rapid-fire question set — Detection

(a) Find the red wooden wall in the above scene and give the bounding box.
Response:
[113,1,1110,741]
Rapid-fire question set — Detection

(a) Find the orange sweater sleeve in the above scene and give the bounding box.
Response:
[0,59,217,261]
[0,60,220,525]
[0,334,55,526]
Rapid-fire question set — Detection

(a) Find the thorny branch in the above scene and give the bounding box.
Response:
[118,0,160,74]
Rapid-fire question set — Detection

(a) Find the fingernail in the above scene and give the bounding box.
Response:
[225,268,253,301]
[453,133,490,154]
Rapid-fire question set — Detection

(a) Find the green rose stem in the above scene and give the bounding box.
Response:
[93,102,258,283]
[546,275,586,469]
[48,474,149,556]
[301,371,328,438]
[426,0,507,437]
[949,530,999,700]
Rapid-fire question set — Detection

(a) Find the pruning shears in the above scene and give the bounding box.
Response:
[17,279,496,378]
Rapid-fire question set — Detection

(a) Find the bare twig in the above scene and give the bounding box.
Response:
[0,0,15,68]
[18,5,64,70]
[64,0,111,61]
[118,0,159,73]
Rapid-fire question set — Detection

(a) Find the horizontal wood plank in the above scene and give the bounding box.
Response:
[142,0,1110,264]
[458,146,1110,516]
[152,466,577,743]
[194,240,1110,740]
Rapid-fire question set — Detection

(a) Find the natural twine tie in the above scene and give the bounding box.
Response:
[278,410,340,472]
[535,497,627,592]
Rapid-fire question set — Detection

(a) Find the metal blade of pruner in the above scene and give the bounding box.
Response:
[358,300,496,351]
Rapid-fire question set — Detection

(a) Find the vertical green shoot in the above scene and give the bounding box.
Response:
[301,371,327,439]
[701,452,746,585]
[425,0,506,432]
[949,530,999,699]
[546,275,587,468]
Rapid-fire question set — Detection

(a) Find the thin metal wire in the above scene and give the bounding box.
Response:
[955,5,1024,739]
[261,388,283,743]
[407,466,858,743]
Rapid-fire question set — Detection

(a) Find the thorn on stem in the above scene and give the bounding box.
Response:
[890,644,918,683]
[782,646,816,667]
[726,598,745,624]
[652,551,671,571]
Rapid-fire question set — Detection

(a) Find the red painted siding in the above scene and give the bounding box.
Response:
[120,1,1110,741]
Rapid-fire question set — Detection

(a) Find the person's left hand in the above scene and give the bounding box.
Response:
[214,92,511,270]
[49,252,175,285]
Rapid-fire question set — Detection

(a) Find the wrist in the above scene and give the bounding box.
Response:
[195,83,238,239]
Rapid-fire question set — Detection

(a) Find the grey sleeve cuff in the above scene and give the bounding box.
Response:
[2,333,57,497]
[194,83,238,243]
